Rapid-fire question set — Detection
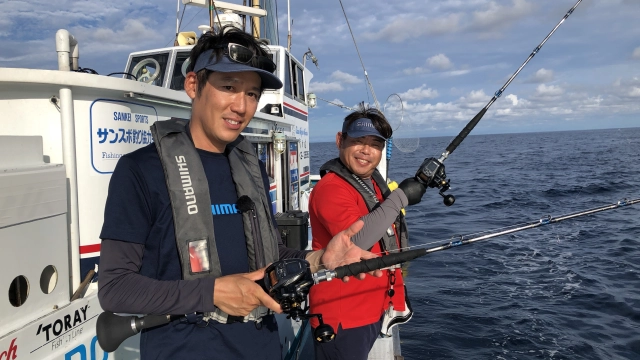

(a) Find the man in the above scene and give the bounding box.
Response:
[98,27,377,360]
[308,106,426,360]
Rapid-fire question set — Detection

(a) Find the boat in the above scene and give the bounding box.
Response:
[0,0,405,358]
[2,1,306,359]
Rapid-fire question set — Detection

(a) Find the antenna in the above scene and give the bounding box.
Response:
[303,48,319,69]
[287,0,292,52]
[174,0,181,45]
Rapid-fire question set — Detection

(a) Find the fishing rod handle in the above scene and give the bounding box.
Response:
[313,248,427,282]
[97,312,171,352]
[135,314,172,330]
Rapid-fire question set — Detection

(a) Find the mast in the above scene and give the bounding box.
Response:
[287,0,291,51]
[174,0,180,45]
[209,0,214,30]
[252,0,260,38]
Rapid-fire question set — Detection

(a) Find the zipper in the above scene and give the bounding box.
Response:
[248,203,266,269]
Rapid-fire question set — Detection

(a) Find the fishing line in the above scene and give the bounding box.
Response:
[383,93,421,154]
[315,197,639,270]
[385,0,586,212]
[440,0,584,161]
[179,8,204,35]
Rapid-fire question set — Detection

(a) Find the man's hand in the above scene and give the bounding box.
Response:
[320,220,383,281]
[213,268,282,316]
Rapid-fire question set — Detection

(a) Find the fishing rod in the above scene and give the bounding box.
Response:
[96,195,637,352]
[404,197,639,256]
[96,248,428,352]
[413,0,584,206]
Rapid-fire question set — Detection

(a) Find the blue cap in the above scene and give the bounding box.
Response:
[193,49,283,90]
[342,118,386,140]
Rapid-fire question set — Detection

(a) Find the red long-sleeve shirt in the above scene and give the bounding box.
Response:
[309,172,405,331]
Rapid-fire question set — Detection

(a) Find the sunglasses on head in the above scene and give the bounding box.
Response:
[214,43,277,73]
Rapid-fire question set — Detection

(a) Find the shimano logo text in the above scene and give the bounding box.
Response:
[356,120,374,128]
[176,156,198,214]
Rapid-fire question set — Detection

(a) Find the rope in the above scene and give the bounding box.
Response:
[315,96,356,111]
[337,0,379,108]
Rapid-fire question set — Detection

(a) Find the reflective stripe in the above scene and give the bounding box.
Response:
[203,305,271,324]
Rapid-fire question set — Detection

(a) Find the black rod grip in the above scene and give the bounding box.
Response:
[97,312,171,353]
[333,248,427,278]
[446,107,487,154]
[135,314,172,330]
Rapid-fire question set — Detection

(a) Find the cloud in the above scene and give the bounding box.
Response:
[89,18,161,45]
[402,54,454,75]
[427,54,453,70]
[443,69,470,77]
[611,77,640,101]
[506,94,519,106]
[528,68,554,83]
[364,13,461,43]
[310,70,362,94]
[402,67,428,75]
[629,87,640,97]
[0,16,11,37]
[468,0,535,37]
[462,89,491,108]
[310,81,344,93]
[633,47,640,60]
[535,84,564,97]
[398,84,439,101]
[330,70,362,84]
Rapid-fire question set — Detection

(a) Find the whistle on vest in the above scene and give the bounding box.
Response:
[386,226,395,237]
[188,239,211,273]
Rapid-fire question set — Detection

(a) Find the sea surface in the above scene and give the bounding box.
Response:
[309,127,640,360]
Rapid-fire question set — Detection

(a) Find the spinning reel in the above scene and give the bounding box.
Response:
[415,157,455,206]
[260,259,335,342]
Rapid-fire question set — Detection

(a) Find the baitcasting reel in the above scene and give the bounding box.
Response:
[97,249,430,351]
[415,157,455,206]
[260,259,335,343]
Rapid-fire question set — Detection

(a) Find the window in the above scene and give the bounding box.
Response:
[284,53,292,96]
[170,52,192,91]
[127,52,170,87]
[296,66,305,101]
[287,58,305,103]
[291,61,299,98]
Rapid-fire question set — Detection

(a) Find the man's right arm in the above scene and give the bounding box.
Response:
[98,239,281,316]
[98,239,216,315]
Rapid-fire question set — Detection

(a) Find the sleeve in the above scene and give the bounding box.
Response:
[350,189,408,250]
[258,160,309,260]
[98,156,215,314]
[98,239,216,314]
[99,156,152,244]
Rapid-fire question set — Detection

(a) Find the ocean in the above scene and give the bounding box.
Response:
[310,127,640,359]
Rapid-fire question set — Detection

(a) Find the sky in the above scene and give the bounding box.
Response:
[1,0,639,143]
